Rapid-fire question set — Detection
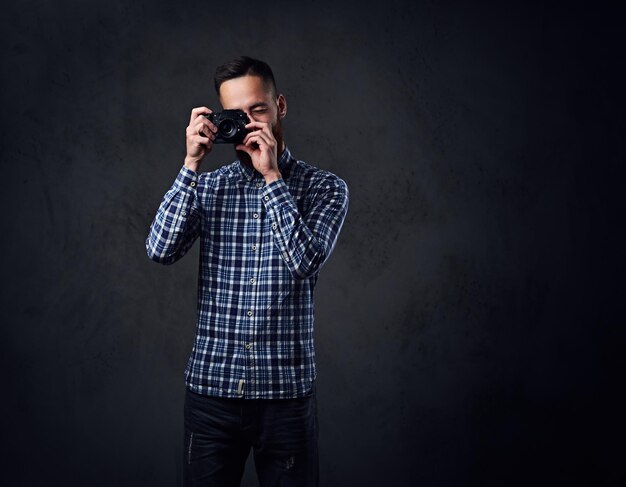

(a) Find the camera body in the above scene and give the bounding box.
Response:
[204,109,250,144]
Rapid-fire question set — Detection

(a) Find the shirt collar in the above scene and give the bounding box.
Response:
[237,146,295,181]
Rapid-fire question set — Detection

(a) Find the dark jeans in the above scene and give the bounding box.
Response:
[183,386,318,487]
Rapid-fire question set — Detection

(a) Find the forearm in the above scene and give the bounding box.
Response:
[262,178,349,279]
[146,166,201,264]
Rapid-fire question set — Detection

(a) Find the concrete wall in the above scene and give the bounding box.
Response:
[1,1,624,485]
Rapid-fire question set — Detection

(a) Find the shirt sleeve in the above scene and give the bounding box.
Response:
[146,166,202,265]
[261,176,349,279]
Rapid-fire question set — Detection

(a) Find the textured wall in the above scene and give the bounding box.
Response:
[1,1,624,486]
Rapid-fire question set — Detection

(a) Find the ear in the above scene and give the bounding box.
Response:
[277,94,287,119]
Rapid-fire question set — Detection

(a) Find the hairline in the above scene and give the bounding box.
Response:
[217,74,278,100]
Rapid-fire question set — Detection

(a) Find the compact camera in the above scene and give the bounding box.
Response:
[204,109,250,144]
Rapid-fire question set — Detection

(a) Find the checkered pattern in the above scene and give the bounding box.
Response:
[146,148,349,399]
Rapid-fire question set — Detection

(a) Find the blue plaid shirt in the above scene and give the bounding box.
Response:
[146,147,349,399]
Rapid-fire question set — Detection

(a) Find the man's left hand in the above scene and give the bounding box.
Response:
[236,121,282,184]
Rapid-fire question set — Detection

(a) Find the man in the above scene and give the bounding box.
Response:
[146,56,349,486]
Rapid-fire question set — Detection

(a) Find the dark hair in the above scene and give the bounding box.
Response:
[214,56,278,97]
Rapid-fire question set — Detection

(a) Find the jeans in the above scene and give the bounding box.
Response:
[183,386,318,487]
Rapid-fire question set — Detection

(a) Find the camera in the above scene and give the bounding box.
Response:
[204,109,250,144]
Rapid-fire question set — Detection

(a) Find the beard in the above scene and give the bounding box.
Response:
[235,118,284,169]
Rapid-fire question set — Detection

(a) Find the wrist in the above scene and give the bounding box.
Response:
[184,157,201,172]
[263,170,282,184]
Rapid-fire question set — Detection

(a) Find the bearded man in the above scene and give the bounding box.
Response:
[146,56,349,486]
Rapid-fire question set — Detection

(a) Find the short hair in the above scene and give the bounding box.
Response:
[214,56,278,97]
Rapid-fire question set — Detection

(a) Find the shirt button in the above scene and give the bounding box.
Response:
[247,310,253,317]
[250,278,256,284]
[272,223,277,230]
[264,195,269,201]
[190,181,196,187]
[245,343,253,350]
[253,213,259,219]
[181,211,187,216]
[251,244,258,251]
[256,182,263,189]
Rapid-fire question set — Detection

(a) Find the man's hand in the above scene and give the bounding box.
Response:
[236,120,282,184]
[184,107,218,172]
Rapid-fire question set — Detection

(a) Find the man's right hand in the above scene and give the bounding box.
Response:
[184,107,218,172]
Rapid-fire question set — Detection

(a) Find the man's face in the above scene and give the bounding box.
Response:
[220,75,277,124]
[219,75,286,160]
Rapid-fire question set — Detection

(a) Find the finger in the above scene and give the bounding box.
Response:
[197,116,218,134]
[244,120,270,132]
[242,129,266,143]
[193,121,216,139]
[236,143,253,156]
[244,136,269,153]
[191,134,212,147]
[187,115,214,138]
[245,122,274,142]
[243,131,273,149]
[189,106,212,125]
[186,125,210,139]
[242,134,262,149]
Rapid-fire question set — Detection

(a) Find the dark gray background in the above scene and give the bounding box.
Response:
[1,1,624,486]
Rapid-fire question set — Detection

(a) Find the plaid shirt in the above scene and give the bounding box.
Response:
[146,147,349,399]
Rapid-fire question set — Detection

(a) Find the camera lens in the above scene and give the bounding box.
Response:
[218,119,237,139]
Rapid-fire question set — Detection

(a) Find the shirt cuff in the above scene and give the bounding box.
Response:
[173,165,199,191]
[261,178,295,209]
